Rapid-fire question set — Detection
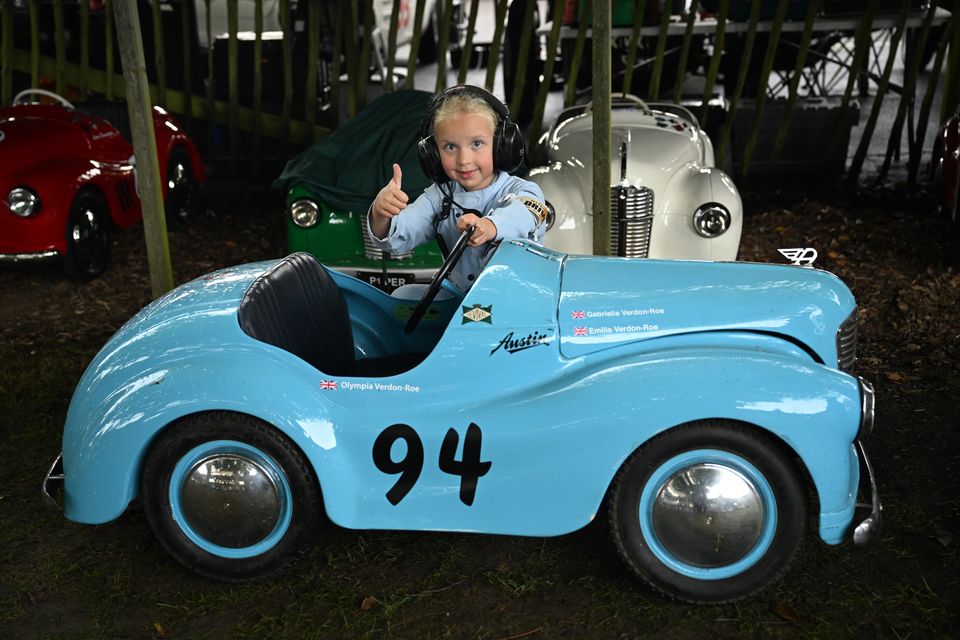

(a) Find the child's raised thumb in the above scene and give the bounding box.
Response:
[392,163,403,189]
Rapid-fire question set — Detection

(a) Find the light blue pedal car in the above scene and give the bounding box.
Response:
[44,230,880,603]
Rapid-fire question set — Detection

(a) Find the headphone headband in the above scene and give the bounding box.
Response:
[417,85,525,185]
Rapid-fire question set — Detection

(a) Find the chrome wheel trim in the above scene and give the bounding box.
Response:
[169,440,293,559]
[165,158,192,220]
[638,449,777,580]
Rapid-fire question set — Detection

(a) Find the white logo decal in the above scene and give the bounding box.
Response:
[778,247,818,268]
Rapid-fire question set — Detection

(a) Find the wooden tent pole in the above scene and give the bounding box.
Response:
[113,0,173,298]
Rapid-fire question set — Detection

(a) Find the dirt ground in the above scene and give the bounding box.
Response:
[1,178,959,639]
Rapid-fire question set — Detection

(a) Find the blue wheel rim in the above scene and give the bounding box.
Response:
[638,449,778,580]
[169,440,293,559]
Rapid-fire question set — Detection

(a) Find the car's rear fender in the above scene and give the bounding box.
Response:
[152,108,206,187]
[62,345,343,525]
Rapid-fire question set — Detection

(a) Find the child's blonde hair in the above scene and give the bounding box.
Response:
[432,93,498,135]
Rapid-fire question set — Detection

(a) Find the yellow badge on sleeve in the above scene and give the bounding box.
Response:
[520,197,549,224]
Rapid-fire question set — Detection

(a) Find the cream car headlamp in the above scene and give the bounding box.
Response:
[290,199,319,228]
[693,204,730,238]
[9,187,40,217]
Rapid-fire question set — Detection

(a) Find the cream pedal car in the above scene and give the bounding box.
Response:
[529,95,742,261]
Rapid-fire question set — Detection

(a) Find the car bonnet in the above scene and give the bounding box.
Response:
[0,110,91,171]
[550,110,704,179]
[557,255,856,365]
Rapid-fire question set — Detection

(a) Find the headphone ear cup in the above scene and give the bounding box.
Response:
[496,121,525,173]
[417,137,445,184]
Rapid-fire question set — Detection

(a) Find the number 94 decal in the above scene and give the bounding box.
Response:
[372,423,492,506]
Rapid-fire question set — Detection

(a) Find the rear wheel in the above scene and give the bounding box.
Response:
[63,190,111,281]
[142,412,322,581]
[609,421,806,603]
[164,148,196,226]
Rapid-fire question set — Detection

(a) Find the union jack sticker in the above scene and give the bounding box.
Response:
[319,380,338,390]
[571,310,585,319]
[573,326,588,336]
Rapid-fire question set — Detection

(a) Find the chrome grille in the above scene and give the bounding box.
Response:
[837,308,859,371]
[610,185,654,257]
[362,222,413,261]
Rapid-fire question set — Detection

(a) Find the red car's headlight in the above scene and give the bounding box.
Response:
[8,187,41,217]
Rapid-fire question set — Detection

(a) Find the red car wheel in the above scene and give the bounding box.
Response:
[63,190,111,281]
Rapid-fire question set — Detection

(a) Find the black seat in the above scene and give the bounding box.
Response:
[238,252,426,377]
[76,99,132,140]
[239,252,355,376]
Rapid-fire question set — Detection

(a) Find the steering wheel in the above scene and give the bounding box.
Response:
[13,88,75,110]
[583,93,650,114]
[404,225,475,335]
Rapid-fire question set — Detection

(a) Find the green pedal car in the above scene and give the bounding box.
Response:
[276,90,443,292]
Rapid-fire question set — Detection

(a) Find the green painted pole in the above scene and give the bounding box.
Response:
[621,0,648,97]
[592,0,610,257]
[485,0,508,92]
[700,0,727,128]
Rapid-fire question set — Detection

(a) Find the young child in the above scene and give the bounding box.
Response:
[369,85,548,291]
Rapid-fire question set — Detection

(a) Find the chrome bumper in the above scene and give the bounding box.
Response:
[852,439,881,545]
[0,250,59,264]
[41,453,64,511]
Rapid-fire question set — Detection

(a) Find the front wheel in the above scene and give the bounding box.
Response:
[142,412,322,581]
[609,421,806,603]
[63,190,111,281]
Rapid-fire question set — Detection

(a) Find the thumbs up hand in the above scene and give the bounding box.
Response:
[372,163,409,221]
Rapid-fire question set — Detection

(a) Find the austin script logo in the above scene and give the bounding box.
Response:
[490,331,551,356]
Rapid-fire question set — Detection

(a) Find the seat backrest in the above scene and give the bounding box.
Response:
[76,100,132,140]
[238,252,355,375]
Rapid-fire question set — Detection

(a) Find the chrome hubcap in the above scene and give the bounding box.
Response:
[179,453,282,549]
[651,463,765,568]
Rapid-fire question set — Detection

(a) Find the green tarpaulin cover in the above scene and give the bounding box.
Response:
[273,90,435,213]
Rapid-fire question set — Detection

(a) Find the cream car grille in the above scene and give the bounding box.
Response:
[610,185,654,257]
[362,223,413,261]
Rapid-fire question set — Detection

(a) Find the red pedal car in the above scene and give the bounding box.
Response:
[932,105,960,225]
[0,89,206,280]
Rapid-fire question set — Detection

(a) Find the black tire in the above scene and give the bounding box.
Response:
[608,421,806,604]
[62,190,111,281]
[164,147,196,227]
[141,411,323,581]
[502,0,541,126]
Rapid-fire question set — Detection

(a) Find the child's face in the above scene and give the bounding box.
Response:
[434,111,496,191]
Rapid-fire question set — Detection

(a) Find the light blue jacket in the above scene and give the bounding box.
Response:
[369,172,546,289]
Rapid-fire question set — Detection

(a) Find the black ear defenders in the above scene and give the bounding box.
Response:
[417,84,525,185]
